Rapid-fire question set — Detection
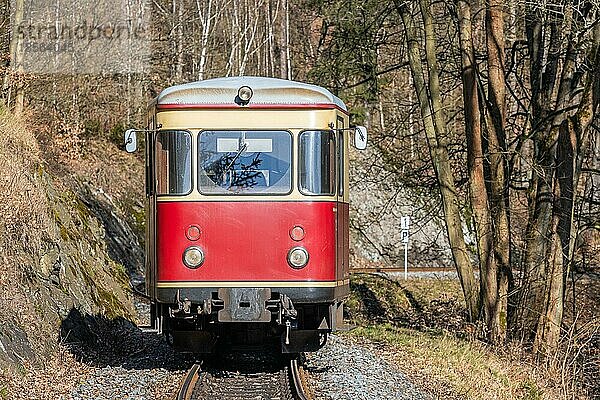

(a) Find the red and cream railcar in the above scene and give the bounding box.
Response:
[126,77,366,353]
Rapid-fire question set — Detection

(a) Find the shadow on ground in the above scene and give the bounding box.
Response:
[59,308,195,371]
[350,282,387,322]
[348,274,469,335]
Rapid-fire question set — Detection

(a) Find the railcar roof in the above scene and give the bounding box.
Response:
[155,76,347,111]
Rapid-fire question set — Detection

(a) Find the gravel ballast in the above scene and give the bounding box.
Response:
[306,334,431,400]
[64,332,430,399]
[70,365,183,400]
[56,297,431,399]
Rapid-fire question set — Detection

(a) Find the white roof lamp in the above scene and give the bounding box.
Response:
[156,76,347,110]
[237,85,253,105]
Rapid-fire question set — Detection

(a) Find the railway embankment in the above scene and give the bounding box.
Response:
[0,110,144,396]
[339,272,593,399]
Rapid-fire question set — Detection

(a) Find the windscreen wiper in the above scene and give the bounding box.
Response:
[225,142,248,171]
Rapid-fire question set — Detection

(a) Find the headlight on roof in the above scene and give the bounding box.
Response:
[183,246,205,269]
[287,247,309,269]
[237,85,253,103]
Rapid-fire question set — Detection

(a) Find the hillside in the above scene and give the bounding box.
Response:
[0,109,141,378]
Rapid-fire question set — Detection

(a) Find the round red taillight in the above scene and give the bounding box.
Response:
[289,225,305,241]
[186,225,201,241]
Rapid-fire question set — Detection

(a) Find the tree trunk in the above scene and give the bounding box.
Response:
[519,6,597,355]
[172,0,184,82]
[535,21,600,353]
[521,123,560,346]
[239,0,261,76]
[456,0,497,338]
[484,0,510,342]
[398,0,479,321]
[3,0,24,113]
[266,0,275,76]
[533,207,564,355]
[14,19,24,116]
[196,0,214,81]
[279,0,290,79]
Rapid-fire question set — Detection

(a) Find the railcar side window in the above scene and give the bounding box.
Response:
[155,131,192,195]
[299,130,336,196]
[198,130,292,195]
[336,116,345,197]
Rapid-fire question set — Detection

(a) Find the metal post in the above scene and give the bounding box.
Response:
[404,243,408,280]
[401,216,410,280]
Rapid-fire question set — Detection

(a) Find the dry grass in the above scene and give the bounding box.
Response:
[57,138,144,204]
[559,279,600,399]
[40,132,146,240]
[346,273,470,335]
[0,108,57,262]
[349,324,563,400]
[0,346,91,400]
[345,272,591,399]
[0,109,59,333]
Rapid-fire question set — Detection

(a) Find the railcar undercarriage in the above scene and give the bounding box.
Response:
[151,288,343,353]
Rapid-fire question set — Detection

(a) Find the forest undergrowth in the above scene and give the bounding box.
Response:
[344,270,599,400]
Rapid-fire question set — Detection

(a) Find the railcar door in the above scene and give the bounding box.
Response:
[335,116,349,289]
[145,117,157,301]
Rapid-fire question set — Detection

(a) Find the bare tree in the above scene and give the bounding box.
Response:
[484,0,511,341]
[195,0,216,80]
[455,0,497,336]
[397,0,479,321]
[2,0,24,114]
[279,0,290,79]
[516,3,600,354]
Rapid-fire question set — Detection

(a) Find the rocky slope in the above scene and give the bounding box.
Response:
[0,110,142,380]
[349,146,454,267]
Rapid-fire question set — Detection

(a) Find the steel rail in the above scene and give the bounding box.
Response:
[289,358,311,400]
[176,363,201,400]
[176,356,312,400]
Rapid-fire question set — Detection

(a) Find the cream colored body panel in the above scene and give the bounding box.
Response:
[157,109,336,130]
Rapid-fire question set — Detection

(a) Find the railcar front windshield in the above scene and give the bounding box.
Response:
[198,130,292,195]
[155,130,192,195]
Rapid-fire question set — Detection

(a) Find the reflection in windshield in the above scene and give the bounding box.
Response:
[198,131,292,195]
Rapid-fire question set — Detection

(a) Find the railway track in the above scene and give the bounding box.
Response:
[351,267,454,274]
[176,353,312,400]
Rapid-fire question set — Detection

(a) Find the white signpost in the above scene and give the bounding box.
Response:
[401,216,410,280]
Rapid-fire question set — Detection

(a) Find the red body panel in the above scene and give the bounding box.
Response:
[156,103,348,114]
[156,201,346,282]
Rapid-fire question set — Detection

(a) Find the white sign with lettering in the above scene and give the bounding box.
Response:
[401,216,411,230]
